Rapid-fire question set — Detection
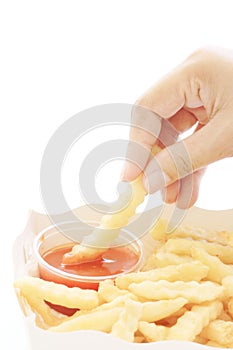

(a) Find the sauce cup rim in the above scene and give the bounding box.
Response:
[33,220,144,283]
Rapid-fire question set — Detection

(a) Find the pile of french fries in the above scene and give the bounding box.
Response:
[14,219,233,347]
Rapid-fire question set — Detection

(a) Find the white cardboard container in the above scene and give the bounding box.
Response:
[13,205,233,350]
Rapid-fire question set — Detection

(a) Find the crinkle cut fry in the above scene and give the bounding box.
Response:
[62,174,146,264]
[98,279,133,303]
[14,276,99,309]
[202,319,233,345]
[65,294,135,324]
[140,297,187,322]
[142,251,193,270]
[111,299,143,342]
[191,248,233,283]
[115,261,208,289]
[138,322,168,342]
[62,145,163,264]
[49,307,122,333]
[167,300,223,341]
[128,280,223,303]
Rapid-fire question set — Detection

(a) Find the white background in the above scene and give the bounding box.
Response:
[1,1,233,349]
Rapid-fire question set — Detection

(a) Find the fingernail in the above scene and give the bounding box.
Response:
[143,170,170,193]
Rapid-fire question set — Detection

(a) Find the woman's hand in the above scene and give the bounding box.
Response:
[122,47,233,208]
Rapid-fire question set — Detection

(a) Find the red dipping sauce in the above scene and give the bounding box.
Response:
[39,243,139,289]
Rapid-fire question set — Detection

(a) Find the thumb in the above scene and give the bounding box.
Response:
[143,113,231,193]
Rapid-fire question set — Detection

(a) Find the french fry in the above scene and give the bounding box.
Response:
[67,294,135,324]
[191,248,233,283]
[100,175,146,229]
[98,279,131,303]
[138,322,168,342]
[81,295,134,316]
[72,291,187,322]
[128,280,223,303]
[116,261,208,289]
[164,238,233,264]
[14,276,99,310]
[202,319,233,345]
[111,300,142,342]
[49,307,122,333]
[140,297,187,322]
[62,245,106,265]
[167,301,223,341]
[62,174,147,264]
[143,251,193,269]
[65,294,131,323]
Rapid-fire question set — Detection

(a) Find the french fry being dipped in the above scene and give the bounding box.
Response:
[62,174,146,265]
[62,144,162,265]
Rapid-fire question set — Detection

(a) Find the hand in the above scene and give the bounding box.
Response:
[122,47,233,208]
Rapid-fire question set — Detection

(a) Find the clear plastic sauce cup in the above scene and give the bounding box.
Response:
[33,221,143,315]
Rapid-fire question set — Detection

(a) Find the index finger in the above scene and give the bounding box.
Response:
[121,105,162,181]
[121,62,203,182]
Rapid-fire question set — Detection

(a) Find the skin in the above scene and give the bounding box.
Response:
[121,47,233,208]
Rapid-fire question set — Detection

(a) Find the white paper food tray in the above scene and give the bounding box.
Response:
[13,205,233,350]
